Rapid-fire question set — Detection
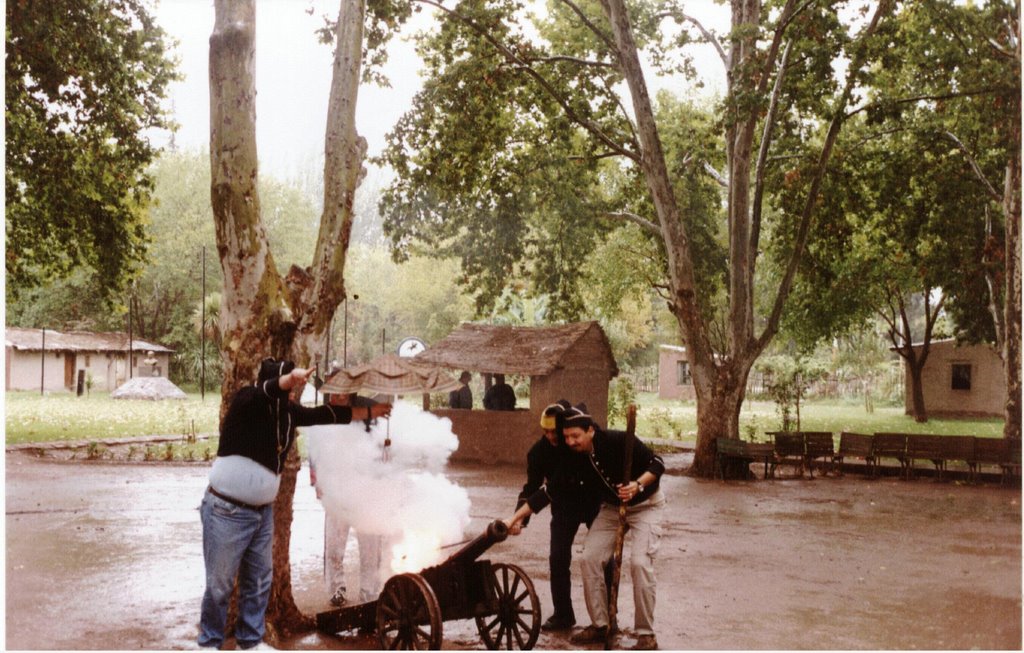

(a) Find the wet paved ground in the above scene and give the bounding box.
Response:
[5,450,1022,650]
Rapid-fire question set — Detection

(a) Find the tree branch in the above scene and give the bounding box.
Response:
[944,130,1003,202]
[524,55,615,69]
[749,39,793,277]
[603,210,661,235]
[703,160,728,188]
[667,11,728,67]
[416,0,639,163]
[847,86,1015,118]
[755,0,894,354]
[554,0,617,51]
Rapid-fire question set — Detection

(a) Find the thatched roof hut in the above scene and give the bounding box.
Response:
[415,321,619,464]
[413,321,619,378]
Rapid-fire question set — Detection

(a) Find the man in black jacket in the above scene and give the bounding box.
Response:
[505,401,601,630]
[562,406,666,651]
[197,358,391,650]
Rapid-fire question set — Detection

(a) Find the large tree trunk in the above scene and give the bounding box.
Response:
[691,364,751,474]
[208,0,368,641]
[601,0,890,477]
[907,356,928,423]
[1003,120,1021,440]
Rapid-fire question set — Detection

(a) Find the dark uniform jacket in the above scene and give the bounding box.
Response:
[516,436,601,526]
[581,428,665,507]
[217,375,354,475]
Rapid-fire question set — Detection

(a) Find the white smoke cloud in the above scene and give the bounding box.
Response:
[304,402,471,576]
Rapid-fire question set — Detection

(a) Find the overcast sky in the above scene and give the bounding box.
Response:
[152,0,728,181]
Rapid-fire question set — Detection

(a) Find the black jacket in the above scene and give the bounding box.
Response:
[516,436,600,525]
[217,375,354,474]
[582,428,665,506]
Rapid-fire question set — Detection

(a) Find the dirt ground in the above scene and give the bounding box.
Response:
[5,448,1022,650]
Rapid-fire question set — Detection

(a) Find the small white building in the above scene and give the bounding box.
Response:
[5,327,175,393]
[901,338,1006,418]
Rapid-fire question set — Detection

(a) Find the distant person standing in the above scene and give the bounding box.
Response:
[483,373,516,411]
[448,371,473,409]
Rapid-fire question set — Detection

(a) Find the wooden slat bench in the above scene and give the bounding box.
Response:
[715,437,773,480]
[1002,439,1022,484]
[905,434,948,479]
[968,437,1007,483]
[940,435,976,479]
[803,432,836,478]
[832,432,876,477]
[872,433,909,477]
[768,432,806,478]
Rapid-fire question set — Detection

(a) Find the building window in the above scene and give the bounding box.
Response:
[951,363,972,391]
[676,361,692,386]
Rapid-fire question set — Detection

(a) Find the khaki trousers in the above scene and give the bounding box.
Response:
[579,490,665,635]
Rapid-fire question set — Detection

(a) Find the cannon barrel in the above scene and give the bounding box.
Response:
[442,519,508,566]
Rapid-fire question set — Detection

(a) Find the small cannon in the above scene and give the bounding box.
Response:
[316,519,541,650]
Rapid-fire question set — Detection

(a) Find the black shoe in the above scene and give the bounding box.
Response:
[541,615,576,631]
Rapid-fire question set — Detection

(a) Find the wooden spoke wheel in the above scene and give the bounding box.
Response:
[375,573,443,650]
[475,562,541,650]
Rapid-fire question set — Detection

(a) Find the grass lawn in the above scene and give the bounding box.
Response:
[611,393,1005,443]
[5,390,1005,446]
[5,391,221,444]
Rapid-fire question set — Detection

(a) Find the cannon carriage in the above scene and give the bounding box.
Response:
[316,520,541,650]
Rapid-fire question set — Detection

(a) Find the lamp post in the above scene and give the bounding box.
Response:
[343,293,359,367]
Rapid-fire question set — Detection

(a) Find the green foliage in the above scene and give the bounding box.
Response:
[756,354,829,432]
[642,406,682,440]
[86,442,108,460]
[339,244,477,363]
[606,376,637,425]
[5,0,178,299]
[783,0,1018,350]
[4,392,219,444]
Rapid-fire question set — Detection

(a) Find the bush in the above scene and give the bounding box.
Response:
[607,376,638,425]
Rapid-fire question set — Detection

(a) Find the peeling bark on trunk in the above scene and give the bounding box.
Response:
[208,0,368,641]
[1003,139,1021,440]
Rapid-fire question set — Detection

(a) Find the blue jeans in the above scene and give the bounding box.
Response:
[198,489,274,649]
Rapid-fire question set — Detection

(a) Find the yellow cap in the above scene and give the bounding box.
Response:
[539,414,557,430]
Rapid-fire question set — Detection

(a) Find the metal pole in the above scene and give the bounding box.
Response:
[40,328,45,395]
[128,297,134,379]
[201,246,206,400]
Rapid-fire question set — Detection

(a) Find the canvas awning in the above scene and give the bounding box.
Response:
[320,353,463,396]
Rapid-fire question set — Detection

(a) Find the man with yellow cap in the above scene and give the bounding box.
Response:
[505,400,600,631]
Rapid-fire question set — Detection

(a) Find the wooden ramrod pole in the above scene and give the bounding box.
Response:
[606,404,636,648]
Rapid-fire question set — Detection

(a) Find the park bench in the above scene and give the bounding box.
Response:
[831,432,876,476]
[715,437,773,480]
[872,433,909,477]
[802,432,836,477]
[768,432,806,478]
[1002,438,1022,483]
[939,435,976,479]
[968,437,1007,483]
[905,434,948,480]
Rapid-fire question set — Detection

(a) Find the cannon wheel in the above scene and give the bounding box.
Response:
[475,562,541,650]
[375,572,443,650]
